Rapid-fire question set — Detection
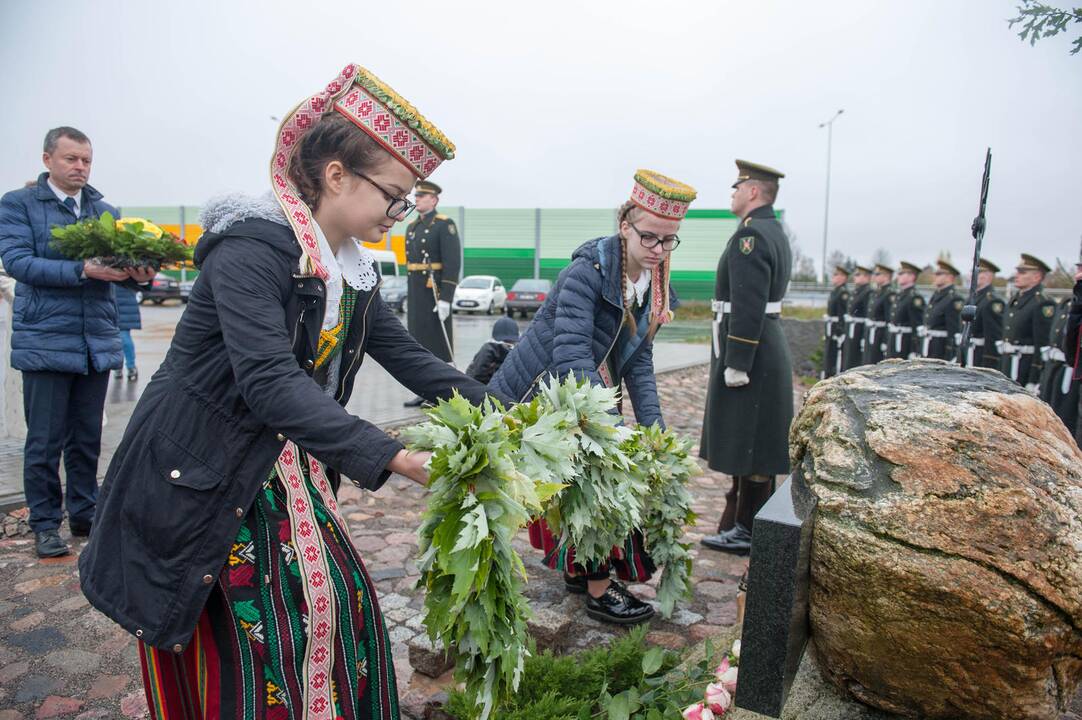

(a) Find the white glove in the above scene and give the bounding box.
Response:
[1025,382,1040,395]
[724,367,750,387]
[436,300,450,321]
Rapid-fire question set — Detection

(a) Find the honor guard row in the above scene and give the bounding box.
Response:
[823,254,1058,390]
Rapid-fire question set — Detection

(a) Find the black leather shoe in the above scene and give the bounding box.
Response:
[700,523,753,555]
[35,530,70,558]
[563,572,587,594]
[69,521,92,537]
[403,395,425,407]
[585,580,654,625]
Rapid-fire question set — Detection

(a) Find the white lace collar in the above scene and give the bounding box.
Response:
[312,221,379,330]
[625,269,652,307]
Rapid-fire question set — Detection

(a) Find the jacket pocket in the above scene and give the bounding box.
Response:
[150,431,224,491]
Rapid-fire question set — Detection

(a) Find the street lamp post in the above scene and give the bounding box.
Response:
[819,109,844,283]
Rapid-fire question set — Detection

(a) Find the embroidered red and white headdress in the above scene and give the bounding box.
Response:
[629,169,698,221]
[270,64,456,279]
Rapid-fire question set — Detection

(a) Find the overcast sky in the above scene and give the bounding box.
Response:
[2,0,1079,275]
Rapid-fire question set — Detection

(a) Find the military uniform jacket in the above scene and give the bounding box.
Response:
[922,286,963,360]
[842,283,872,370]
[998,284,1056,386]
[1038,298,1077,434]
[822,284,849,378]
[888,286,925,359]
[700,204,793,477]
[966,284,1005,368]
[863,285,896,365]
[405,210,461,362]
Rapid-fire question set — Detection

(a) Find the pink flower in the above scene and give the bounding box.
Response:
[731,639,741,660]
[682,702,715,720]
[714,656,730,681]
[719,665,739,694]
[705,682,732,714]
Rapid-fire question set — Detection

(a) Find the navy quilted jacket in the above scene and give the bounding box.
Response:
[489,235,674,427]
[0,173,123,373]
[114,286,142,331]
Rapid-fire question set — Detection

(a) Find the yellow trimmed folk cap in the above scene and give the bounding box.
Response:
[936,259,961,276]
[1017,253,1051,273]
[732,159,785,189]
[853,264,873,275]
[874,263,894,274]
[834,265,850,276]
[978,258,1000,274]
[629,169,697,220]
[898,261,922,274]
[414,180,442,195]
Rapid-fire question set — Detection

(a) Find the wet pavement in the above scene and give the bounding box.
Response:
[0,302,708,509]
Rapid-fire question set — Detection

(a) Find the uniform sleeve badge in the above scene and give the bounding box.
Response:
[739,236,755,255]
[992,301,1004,314]
[448,223,457,236]
[953,299,964,311]
[1042,305,1054,318]
[914,297,924,307]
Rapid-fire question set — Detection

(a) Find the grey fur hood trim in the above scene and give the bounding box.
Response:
[199,191,287,234]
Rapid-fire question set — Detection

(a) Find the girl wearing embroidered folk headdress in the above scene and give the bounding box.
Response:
[79,65,503,720]
[490,170,696,625]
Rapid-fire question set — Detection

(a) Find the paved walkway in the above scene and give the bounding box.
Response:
[0,357,733,719]
[0,304,709,510]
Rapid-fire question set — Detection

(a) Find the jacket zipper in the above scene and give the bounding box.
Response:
[336,280,381,402]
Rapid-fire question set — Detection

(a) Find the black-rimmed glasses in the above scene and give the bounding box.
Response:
[628,221,680,251]
[351,170,415,219]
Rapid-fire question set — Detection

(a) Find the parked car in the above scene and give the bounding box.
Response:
[379,275,407,312]
[139,273,181,304]
[180,279,194,303]
[505,278,552,317]
[452,275,507,315]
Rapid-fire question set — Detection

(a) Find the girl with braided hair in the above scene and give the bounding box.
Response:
[489,170,696,624]
[80,65,506,719]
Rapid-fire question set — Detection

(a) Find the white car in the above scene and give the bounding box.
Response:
[452,275,507,315]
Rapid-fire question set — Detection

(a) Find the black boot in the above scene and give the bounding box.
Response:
[716,479,740,533]
[585,580,654,625]
[35,529,70,558]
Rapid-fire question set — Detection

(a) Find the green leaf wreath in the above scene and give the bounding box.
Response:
[50,211,192,270]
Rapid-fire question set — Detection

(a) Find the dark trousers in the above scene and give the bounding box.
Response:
[22,367,110,532]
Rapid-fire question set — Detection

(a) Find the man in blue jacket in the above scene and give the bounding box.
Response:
[0,127,152,558]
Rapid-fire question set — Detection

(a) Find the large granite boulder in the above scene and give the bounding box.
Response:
[791,359,1082,720]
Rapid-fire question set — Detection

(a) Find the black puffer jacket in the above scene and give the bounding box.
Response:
[79,194,498,653]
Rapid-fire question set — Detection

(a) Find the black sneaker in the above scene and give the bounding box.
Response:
[699,523,752,555]
[563,572,587,594]
[585,580,654,625]
[69,520,92,537]
[35,530,70,558]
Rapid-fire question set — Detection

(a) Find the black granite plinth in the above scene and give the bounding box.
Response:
[734,472,817,718]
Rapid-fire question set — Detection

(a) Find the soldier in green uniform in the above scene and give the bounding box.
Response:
[403,180,461,406]
[863,263,895,365]
[1039,294,1077,435]
[998,254,1056,392]
[700,160,792,555]
[822,265,849,379]
[842,265,873,370]
[964,258,1005,368]
[922,259,963,360]
[888,261,925,359]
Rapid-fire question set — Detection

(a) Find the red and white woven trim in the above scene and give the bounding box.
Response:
[630,180,690,220]
[650,258,672,326]
[335,86,444,179]
[271,64,362,281]
[276,442,337,720]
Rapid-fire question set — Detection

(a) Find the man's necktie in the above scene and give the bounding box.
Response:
[63,197,77,215]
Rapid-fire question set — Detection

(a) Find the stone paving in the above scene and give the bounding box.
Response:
[1,363,1079,719]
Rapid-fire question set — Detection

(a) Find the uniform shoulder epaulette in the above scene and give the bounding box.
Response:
[435,213,451,221]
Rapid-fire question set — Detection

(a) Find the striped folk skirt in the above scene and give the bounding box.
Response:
[527,518,655,582]
[138,446,398,720]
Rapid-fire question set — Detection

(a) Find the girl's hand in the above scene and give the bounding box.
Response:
[387,449,431,486]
